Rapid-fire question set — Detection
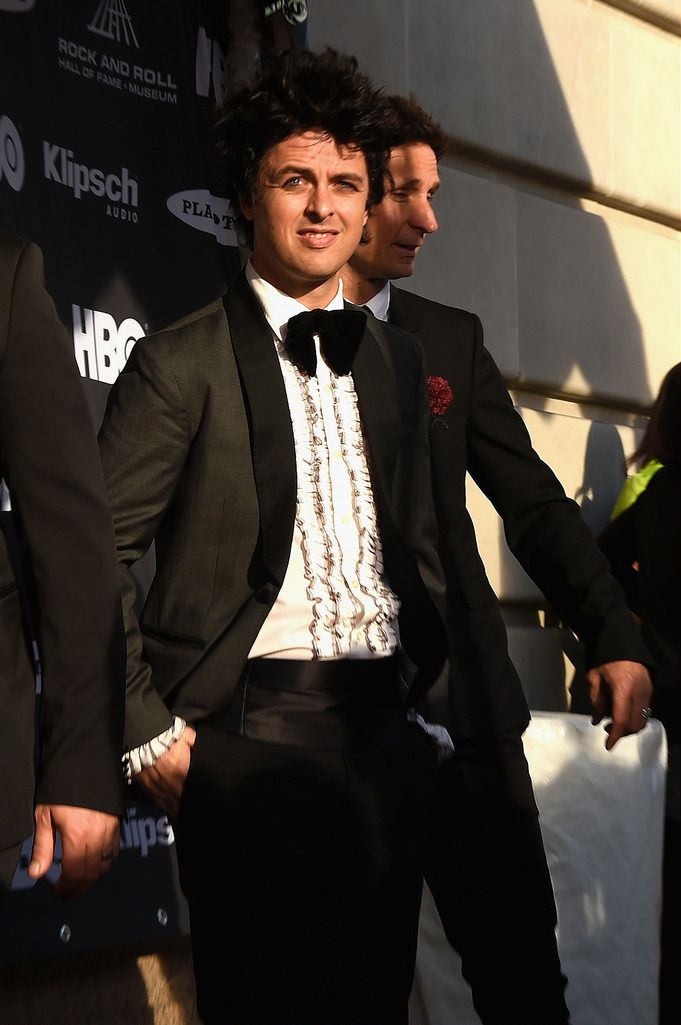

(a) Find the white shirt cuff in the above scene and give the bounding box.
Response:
[123,716,187,782]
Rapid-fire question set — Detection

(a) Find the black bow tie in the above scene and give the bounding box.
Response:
[284,308,366,377]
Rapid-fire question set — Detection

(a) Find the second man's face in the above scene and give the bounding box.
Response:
[242,130,370,305]
[349,142,440,283]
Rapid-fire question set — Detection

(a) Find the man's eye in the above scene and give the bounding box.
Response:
[282,176,304,188]
[390,190,409,201]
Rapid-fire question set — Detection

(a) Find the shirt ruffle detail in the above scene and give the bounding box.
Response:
[280,339,399,659]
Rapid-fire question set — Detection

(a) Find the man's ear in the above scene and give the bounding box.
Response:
[240,194,255,222]
[359,207,372,245]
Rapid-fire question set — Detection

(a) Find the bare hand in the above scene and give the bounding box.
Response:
[28,804,120,896]
[587,660,653,751]
[136,725,196,818]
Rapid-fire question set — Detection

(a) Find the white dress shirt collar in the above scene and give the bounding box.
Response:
[362,281,391,323]
[245,261,345,341]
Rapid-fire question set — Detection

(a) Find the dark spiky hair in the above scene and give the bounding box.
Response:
[217,48,389,246]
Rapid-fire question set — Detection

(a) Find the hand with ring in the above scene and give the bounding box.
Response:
[587,659,654,750]
[28,804,120,896]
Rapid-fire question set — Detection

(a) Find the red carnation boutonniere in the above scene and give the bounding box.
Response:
[427,375,453,425]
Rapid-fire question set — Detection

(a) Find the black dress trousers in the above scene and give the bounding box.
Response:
[175,659,439,1025]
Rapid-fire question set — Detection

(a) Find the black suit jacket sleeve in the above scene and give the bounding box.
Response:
[98,323,195,749]
[0,236,124,819]
[389,286,649,676]
[465,318,650,670]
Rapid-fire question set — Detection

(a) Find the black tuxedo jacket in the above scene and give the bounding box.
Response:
[389,285,649,741]
[0,235,124,851]
[98,274,447,749]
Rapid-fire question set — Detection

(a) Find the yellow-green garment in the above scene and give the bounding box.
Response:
[610,458,663,520]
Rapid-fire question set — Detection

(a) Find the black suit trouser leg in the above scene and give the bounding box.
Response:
[176,722,438,1025]
[424,738,570,1025]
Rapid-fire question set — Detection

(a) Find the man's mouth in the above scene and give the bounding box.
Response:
[298,229,339,247]
[394,240,423,256]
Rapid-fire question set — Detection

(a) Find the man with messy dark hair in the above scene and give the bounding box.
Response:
[99,49,448,1025]
[218,47,389,246]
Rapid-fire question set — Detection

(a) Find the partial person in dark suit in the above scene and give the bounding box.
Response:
[0,233,124,895]
[342,95,653,1025]
[98,52,447,1025]
[599,362,680,1025]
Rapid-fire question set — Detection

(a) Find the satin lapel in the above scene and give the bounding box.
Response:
[351,312,399,501]
[223,277,296,586]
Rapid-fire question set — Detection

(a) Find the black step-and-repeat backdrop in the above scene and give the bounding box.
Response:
[0,0,308,962]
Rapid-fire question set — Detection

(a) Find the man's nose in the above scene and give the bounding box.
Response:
[306,183,333,220]
[412,197,438,234]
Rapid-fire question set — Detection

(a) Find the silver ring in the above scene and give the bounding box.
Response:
[100,851,114,863]
[641,707,653,721]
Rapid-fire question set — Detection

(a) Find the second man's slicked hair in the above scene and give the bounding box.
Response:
[384,94,447,162]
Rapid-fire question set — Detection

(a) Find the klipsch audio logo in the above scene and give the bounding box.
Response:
[88,0,139,48]
[120,807,175,858]
[0,115,24,192]
[72,304,145,384]
[43,142,139,222]
[167,189,238,247]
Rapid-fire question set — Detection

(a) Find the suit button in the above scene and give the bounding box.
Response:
[255,583,277,605]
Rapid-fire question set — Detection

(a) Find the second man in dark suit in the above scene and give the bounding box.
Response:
[342,95,652,1025]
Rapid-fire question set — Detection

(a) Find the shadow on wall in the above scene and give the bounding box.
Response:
[575,422,627,536]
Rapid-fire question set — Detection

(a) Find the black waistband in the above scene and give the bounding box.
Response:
[204,656,408,750]
[244,655,400,697]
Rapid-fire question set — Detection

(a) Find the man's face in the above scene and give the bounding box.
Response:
[349,142,439,282]
[242,130,370,304]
